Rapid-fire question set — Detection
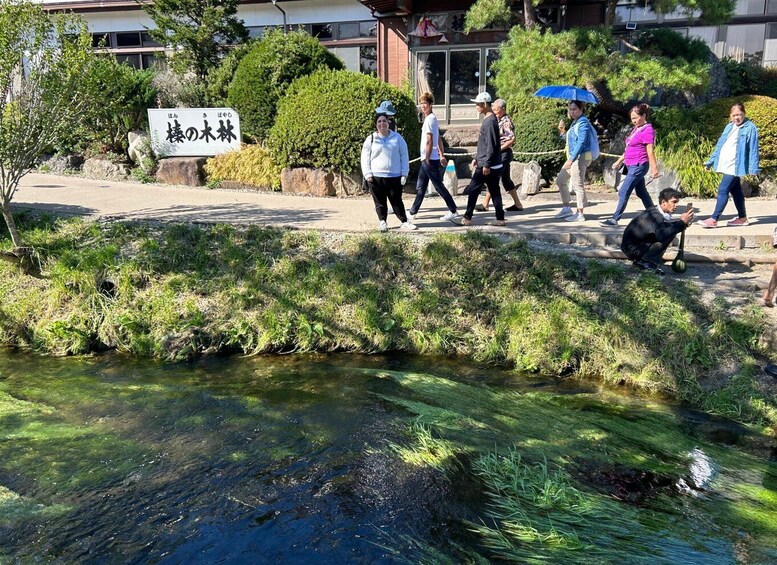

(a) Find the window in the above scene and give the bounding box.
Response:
[360,45,377,75]
[724,24,766,61]
[359,21,377,38]
[247,26,264,38]
[142,53,163,70]
[769,0,777,13]
[688,26,718,51]
[141,32,161,47]
[115,53,141,68]
[91,33,110,48]
[764,22,777,64]
[339,22,359,39]
[115,32,142,48]
[312,24,333,39]
[734,0,765,15]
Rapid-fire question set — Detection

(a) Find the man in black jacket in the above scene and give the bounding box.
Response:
[456,92,505,226]
[621,188,694,275]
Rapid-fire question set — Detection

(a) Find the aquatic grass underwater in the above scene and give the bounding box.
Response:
[370,368,777,563]
[0,214,774,429]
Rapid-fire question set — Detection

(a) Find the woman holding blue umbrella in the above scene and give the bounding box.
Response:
[554,100,599,222]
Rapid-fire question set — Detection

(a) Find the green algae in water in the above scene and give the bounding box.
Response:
[0,352,776,563]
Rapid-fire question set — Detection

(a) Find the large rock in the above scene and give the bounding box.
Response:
[521,161,542,195]
[280,167,336,197]
[442,126,480,147]
[156,157,207,186]
[82,157,131,180]
[127,131,153,171]
[332,171,364,197]
[39,153,84,173]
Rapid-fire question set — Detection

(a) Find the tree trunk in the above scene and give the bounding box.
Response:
[523,0,538,29]
[1,202,24,250]
[585,80,629,118]
[604,0,618,25]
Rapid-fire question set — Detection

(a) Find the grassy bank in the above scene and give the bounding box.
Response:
[0,213,774,427]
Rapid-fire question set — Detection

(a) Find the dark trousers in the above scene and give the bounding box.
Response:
[612,162,653,221]
[641,240,673,266]
[464,167,504,220]
[711,174,747,220]
[410,159,457,215]
[369,176,407,222]
[500,150,515,191]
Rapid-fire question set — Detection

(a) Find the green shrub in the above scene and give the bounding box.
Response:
[511,107,565,180]
[205,41,254,107]
[55,56,157,154]
[719,58,777,98]
[634,28,712,63]
[228,30,343,140]
[268,69,421,174]
[152,69,205,108]
[204,144,281,190]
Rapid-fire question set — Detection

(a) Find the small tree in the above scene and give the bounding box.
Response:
[141,0,249,83]
[0,1,97,254]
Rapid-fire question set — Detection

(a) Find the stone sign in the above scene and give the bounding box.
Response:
[148,108,241,157]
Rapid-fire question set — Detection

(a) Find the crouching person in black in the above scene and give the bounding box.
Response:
[620,188,694,275]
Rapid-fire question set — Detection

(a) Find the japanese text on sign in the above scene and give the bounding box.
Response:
[148,108,241,157]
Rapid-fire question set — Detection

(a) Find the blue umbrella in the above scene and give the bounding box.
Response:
[533,85,598,104]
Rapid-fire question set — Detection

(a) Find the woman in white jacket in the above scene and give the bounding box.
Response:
[361,113,415,232]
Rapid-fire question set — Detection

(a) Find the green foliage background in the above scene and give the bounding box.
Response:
[228,30,344,141]
[511,107,565,180]
[493,27,710,113]
[72,56,157,154]
[268,69,421,174]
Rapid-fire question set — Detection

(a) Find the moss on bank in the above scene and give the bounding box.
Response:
[0,213,774,426]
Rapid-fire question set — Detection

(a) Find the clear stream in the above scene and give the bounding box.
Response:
[1,351,776,564]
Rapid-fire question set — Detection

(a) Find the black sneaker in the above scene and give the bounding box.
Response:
[475,204,487,212]
[653,267,666,276]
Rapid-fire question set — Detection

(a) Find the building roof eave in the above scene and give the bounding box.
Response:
[359,0,412,17]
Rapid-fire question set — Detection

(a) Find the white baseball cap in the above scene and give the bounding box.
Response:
[470,92,492,104]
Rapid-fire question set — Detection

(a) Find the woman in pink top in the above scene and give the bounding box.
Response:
[600,103,660,226]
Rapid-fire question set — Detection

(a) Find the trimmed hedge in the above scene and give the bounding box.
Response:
[511,107,565,180]
[228,30,343,141]
[268,69,421,174]
[204,144,281,190]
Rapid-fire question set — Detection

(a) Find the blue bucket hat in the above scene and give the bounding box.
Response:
[375,100,397,115]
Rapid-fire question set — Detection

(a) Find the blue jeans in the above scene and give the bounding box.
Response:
[409,159,457,215]
[612,162,653,221]
[711,174,746,220]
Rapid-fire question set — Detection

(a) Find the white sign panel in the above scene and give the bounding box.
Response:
[148,108,241,157]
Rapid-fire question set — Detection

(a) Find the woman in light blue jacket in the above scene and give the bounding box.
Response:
[697,102,759,228]
[553,100,599,223]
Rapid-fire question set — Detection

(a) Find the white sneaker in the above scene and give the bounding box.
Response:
[565,212,585,222]
[554,207,573,219]
[440,211,460,222]
[407,213,416,222]
[379,220,388,232]
[400,221,418,230]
